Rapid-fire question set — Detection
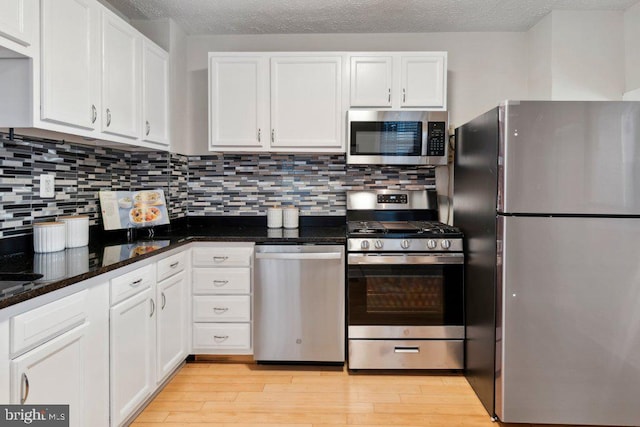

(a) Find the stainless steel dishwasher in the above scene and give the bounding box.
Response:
[254,244,345,363]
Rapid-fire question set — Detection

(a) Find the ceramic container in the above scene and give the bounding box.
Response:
[267,207,283,228]
[33,222,66,253]
[58,215,89,248]
[283,206,299,229]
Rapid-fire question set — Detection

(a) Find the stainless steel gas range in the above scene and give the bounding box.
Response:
[346,189,464,370]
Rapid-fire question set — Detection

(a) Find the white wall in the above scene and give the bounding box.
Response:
[527,13,552,99]
[184,32,529,155]
[550,11,625,100]
[624,2,640,99]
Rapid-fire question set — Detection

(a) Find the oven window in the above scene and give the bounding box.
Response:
[348,263,463,326]
[351,121,422,156]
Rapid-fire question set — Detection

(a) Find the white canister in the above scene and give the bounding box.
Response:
[33,222,66,253]
[58,215,89,248]
[267,207,283,228]
[283,206,299,229]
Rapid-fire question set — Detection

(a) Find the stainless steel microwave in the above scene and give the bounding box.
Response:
[347,110,449,166]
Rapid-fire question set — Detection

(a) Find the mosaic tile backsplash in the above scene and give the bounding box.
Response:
[0,132,434,238]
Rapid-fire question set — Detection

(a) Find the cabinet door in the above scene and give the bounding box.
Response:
[350,56,393,107]
[400,55,446,109]
[0,0,34,47]
[10,325,88,427]
[271,56,342,151]
[110,287,154,426]
[142,39,169,146]
[102,10,140,139]
[209,55,269,150]
[156,271,187,383]
[41,0,99,130]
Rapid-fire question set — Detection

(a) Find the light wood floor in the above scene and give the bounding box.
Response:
[131,362,601,427]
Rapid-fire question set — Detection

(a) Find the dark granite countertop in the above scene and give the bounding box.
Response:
[0,216,346,310]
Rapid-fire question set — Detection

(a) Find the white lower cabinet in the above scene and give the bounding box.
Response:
[156,270,188,383]
[6,281,110,427]
[191,243,254,355]
[109,250,189,426]
[10,325,88,425]
[110,286,155,427]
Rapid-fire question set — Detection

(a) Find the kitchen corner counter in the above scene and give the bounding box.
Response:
[0,216,346,309]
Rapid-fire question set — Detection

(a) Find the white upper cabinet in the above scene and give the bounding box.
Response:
[209,55,269,150]
[400,55,446,109]
[142,39,169,146]
[350,56,393,107]
[40,0,100,130]
[0,0,36,54]
[349,52,447,110]
[208,53,343,153]
[270,56,342,151]
[101,9,140,139]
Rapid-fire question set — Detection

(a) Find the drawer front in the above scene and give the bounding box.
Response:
[192,268,250,294]
[193,295,250,322]
[157,251,187,282]
[192,323,251,350]
[11,290,88,357]
[110,264,154,305]
[192,247,253,267]
[348,339,464,370]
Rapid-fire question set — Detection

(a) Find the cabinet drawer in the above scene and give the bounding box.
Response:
[110,264,154,306]
[192,247,253,267]
[193,295,250,322]
[11,290,88,356]
[192,323,251,350]
[157,251,187,282]
[192,268,250,294]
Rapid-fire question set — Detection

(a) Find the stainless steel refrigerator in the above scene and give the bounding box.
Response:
[454,101,640,426]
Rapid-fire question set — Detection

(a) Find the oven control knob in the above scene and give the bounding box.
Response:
[401,239,411,249]
[361,240,370,250]
[441,239,451,250]
[427,239,438,249]
[374,240,384,249]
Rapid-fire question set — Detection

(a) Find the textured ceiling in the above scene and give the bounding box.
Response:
[104,0,639,35]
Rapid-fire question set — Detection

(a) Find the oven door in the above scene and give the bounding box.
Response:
[347,253,463,338]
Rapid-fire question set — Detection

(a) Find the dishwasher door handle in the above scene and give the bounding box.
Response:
[255,252,343,260]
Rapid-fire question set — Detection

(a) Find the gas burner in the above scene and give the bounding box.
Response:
[348,221,386,234]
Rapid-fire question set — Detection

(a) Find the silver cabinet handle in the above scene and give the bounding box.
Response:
[161,292,166,310]
[130,278,143,287]
[91,104,97,124]
[213,256,228,263]
[150,298,155,317]
[257,128,261,142]
[169,261,179,268]
[388,88,391,103]
[213,335,228,342]
[213,307,229,314]
[20,373,29,404]
[145,120,150,136]
[402,88,406,103]
[256,252,342,260]
[394,347,420,353]
[106,108,111,127]
[271,129,275,143]
[213,280,229,287]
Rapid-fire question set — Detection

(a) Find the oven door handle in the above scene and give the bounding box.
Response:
[348,253,464,265]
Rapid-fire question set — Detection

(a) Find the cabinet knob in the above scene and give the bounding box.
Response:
[106,108,112,127]
[402,88,406,103]
[145,120,150,136]
[150,298,155,317]
[258,128,261,142]
[271,129,275,143]
[388,88,391,103]
[161,292,166,309]
[91,104,97,124]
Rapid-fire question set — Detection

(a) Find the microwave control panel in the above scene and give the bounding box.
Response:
[426,122,447,157]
